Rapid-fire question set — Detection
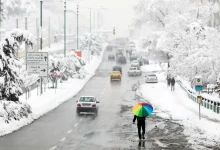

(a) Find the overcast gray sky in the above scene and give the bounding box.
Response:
[38,0,136,37]
[74,0,136,37]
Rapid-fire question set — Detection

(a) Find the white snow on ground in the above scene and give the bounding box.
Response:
[139,64,220,149]
[141,63,168,73]
[0,48,105,136]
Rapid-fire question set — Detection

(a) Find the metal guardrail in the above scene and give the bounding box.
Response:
[178,80,220,114]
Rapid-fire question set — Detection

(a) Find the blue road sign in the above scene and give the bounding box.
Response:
[195,85,203,91]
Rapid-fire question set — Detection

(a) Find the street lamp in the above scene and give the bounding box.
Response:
[60,0,66,57]
[40,0,43,95]
[64,0,66,57]
[77,3,79,50]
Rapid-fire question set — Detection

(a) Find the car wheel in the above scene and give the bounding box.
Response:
[94,109,98,115]
[76,109,80,115]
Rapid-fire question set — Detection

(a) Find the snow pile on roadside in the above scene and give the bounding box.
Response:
[139,73,220,149]
[0,100,33,136]
[0,46,106,136]
[141,63,168,72]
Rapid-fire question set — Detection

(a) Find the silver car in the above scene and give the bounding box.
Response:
[128,67,142,76]
[145,74,158,83]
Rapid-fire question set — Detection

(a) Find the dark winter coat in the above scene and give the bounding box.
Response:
[167,77,171,85]
[171,78,175,86]
[133,115,146,123]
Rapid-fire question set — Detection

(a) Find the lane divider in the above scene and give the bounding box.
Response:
[49,146,57,150]
[67,130,72,134]
[60,137,66,142]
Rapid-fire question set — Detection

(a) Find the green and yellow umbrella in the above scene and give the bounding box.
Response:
[132,102,153,117]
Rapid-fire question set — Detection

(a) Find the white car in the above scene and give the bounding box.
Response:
[131,60,139,68]
[145,74,158,83]
[128,67,142,76]
[76,96,99,115]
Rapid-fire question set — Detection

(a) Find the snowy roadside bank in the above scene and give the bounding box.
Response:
[139,73,220,149]
[0,49,105,136]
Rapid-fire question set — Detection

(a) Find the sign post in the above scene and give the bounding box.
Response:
[26,52,48,95]
[26,52,48,76]
[194,76,203,120]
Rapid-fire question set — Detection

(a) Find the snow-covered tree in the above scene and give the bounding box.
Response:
[49,52,86,82]
[157,21,220,82]
[79,33,105,56]
[3,0,36,17]
[133,0,220,83]
[0,29,34,101]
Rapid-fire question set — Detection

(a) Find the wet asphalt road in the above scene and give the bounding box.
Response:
[0,50,143,150]
[0,49,200,150]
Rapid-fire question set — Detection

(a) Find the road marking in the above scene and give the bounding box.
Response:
[67,130,72,134]
[60,137,66,142]
[74,123,78,127]
[50,146,57,150]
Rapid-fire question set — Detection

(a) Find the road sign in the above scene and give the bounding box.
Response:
[26,52,48,77]
[195,85,203,91]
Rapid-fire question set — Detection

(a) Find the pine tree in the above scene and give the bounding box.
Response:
[0,29,33,101]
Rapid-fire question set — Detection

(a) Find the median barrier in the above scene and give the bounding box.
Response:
[178,80,220,115]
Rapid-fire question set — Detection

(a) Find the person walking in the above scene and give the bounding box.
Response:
[166,75,171,87]
[171,77,176,91]
[133,115,146,140]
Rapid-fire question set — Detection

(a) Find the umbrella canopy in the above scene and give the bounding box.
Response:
[132,102,153,117]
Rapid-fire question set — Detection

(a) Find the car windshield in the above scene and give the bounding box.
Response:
[147,75,156,77]
[130,68,136,70]
[112,71,120,74]
[79,97,95,102]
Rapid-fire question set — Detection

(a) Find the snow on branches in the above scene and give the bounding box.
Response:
[79,33,105,56]
[0,29,34,101]
[134,0,220,83]
[3,0,36,17]
[49,52,86,82]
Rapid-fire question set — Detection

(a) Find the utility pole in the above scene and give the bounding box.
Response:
[93,12,96,30]
[16,18,18,28]
[25,17,28,62]
[40,0,43,94]
[48,17,50,48]
[77,4,79,49]
[90,9,92,33]
[36,18,39,51]
[0,0,2,40]
[64,0,66,57]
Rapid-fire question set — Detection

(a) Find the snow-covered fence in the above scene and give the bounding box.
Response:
[178,80,220,114]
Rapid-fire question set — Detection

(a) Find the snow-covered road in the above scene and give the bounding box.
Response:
[140,71,220,149]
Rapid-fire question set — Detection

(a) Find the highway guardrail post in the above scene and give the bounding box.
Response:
[217,103,220,114]
[207,100,210,109]
[204,99,207,108]
[213,102,216,113]
[210,101,213,110]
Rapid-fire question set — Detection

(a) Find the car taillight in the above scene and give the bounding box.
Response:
[92,104,96,107]
[77,104,81,107]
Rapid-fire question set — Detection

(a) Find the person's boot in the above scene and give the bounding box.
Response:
[142,134,145,139]
[139,134,141,140]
